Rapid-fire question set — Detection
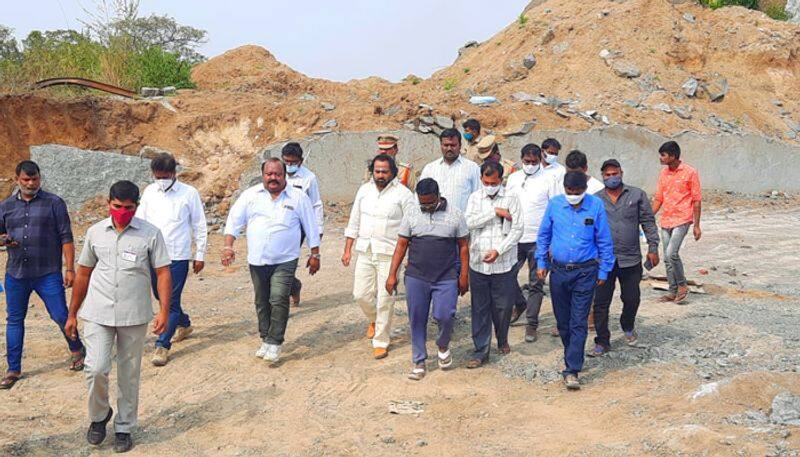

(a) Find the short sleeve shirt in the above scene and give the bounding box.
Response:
[77,217,171,327]
[398,199,468,282]
[654,162,702,229]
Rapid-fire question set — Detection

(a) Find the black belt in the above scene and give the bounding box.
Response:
[551,259,598,271]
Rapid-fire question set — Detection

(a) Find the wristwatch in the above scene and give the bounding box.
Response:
[309,253,321,259]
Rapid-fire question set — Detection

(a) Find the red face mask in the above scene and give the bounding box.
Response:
[110,207,135,227]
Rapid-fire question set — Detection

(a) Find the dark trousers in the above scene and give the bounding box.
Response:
[592,262,642,349]
[150,260,191,350]
[5,272,84,373]
[290,229,308,298]
[550,263,599,376]
[405,275,458,364]
[249,259,298,345]
[469,268,516,361]
[512,242,545,328]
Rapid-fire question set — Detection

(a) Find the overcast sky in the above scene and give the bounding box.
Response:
[4,0,529,82]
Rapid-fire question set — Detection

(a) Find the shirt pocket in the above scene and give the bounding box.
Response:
[170,200,190,223]
[92,246,112,270]
[118,245,149,272]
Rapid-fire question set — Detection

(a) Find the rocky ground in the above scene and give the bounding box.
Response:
[0,197,799,456]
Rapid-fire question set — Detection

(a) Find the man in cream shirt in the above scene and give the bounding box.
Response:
[342,154,414,359]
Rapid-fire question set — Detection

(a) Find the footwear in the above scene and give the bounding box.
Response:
[114,432,133,453]
[255,342,269,358]
[658,294,676,303]
[86,407,113,445]
[366,322,376,339]
[675,285,689,304]
[437,349,453,369]
[373,347,388,359]
[525,326,538,343]
[151,347,169,367]
[498,343,511,355]
[550,327,560,337]
[625,330,638,346]
[173,326,193,343]
[564,374,581,390]
[69,347,86,371]
[0,372,21,390]
[466,358,484,369]
[408,363,426,381]
[509,307,524,325]
[263,344,281,363]
[587,344,608,358]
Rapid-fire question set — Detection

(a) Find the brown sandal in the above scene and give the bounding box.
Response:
[0,373,21,390]
[69,348,86,371]
[674,287,689,304]
[466,358,484,369]
[658,294,676,302]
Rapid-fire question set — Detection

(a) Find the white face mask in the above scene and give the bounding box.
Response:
[522,163,540,175]
[156,178,175,192]
[565,193,585,205]
[544,153,558,165]
[484,184,501,196]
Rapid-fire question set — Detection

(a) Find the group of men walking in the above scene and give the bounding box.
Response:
[0,117,702,451]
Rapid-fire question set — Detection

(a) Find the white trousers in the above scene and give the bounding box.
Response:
[353,249,395,349]
[83,321,148,433]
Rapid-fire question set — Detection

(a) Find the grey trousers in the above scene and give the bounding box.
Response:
[83,321,148,433]
[661,223,690,294]
[249,259,298,345]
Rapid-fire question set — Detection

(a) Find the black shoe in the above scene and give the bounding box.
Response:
[525,326,538,343]
[509,307,524,325]
[114,433,133,453]
[86,407,113,445]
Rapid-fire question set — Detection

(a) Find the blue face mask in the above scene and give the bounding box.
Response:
[464,132,474,142]
[286,164,300,174]
[604,176,622,189]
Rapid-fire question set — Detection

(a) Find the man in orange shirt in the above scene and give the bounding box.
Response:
[651,141,702,304]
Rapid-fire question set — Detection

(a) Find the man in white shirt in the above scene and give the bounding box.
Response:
[343,154,414,360]
[420,128,481,213]
[135,153,207,367]
[281,142,324,307]
[506,144,561,343]
[465,161,523,368]
[565,150,604,195]
[222,158,321,364]
[541,138,566,182]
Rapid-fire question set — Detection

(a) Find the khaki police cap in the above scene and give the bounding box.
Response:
[377,134,399,150]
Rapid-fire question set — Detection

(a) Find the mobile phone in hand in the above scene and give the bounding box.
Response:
[643,257,653,271]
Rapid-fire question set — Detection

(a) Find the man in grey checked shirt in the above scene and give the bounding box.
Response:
[465,161,523,368]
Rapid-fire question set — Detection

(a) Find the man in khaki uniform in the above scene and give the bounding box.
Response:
[363,134,415,189]
[461,118,483,162]
[475,135,517,182]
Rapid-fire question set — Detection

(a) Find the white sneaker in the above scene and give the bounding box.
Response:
[263,344,281,362]
[255,342,269,358]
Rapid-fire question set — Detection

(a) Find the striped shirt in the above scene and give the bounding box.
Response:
[420,156,481,213]
[465,186,524,275]
[0,190,73,279]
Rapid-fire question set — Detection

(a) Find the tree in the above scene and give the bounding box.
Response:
[0,25,21,62]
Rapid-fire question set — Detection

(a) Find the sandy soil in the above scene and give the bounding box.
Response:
[0,199,799,456]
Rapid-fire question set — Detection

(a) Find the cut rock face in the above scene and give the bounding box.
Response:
[611,60,641,78]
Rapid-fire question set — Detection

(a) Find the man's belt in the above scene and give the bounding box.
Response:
[551,259,598,271]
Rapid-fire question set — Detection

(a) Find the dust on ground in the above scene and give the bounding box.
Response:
[0,198,798,456]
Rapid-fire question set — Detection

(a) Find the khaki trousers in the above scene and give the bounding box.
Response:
[83,321,148,433]
[353,248,395,349]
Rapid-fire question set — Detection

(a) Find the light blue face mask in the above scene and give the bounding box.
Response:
[286,164,300,174]
[464,132,474,142]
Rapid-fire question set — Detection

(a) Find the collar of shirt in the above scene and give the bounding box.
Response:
[438,156,464,167]
[103,216,143,232]
[156,179,181,194]
[14,189,42,201]
[664,162,686,175]
[481,186,506,199]
[599,185,630,203]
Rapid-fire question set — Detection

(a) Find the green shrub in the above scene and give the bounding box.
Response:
[129,46,195,89]
[699,0,759,10]
[517,13,529,27]
[764,4,790,20]
[443,78,457,91]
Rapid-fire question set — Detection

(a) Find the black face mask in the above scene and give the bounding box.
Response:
[420,200,439,214]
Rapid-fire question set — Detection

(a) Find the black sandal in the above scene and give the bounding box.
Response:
[0,373,21,390]
[69,347,86,371]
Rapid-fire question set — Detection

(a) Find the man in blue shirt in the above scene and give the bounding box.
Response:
[536,171,615,390]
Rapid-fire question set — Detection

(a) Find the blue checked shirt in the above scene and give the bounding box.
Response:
[535,194,616,280]
[0,190,74,279]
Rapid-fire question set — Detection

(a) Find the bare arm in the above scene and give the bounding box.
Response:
[62,242,75,287]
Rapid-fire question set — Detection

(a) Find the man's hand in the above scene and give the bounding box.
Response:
[483,250,500,264]
[386,274,398,295]
[307,256,320,275]
[221,248,235,267]
[693,225,702,241]
[193,260,205,274]
[458,275,469,296]
[646,252,660,268]
[65,315,79,340]
[152,310,168,335]
[536,268,549,281]
[0,234,19,248]
[341,250,352,267]
[596,279,606,286]
[64,270,75,288]
[495,208,512,221]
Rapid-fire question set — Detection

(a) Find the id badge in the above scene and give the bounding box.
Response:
[121,250,137,263]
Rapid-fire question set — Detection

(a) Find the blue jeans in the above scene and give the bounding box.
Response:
[550,263,599,376]
[4,272,84,373]
[150,260,190,350]
[405,275,458,364]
